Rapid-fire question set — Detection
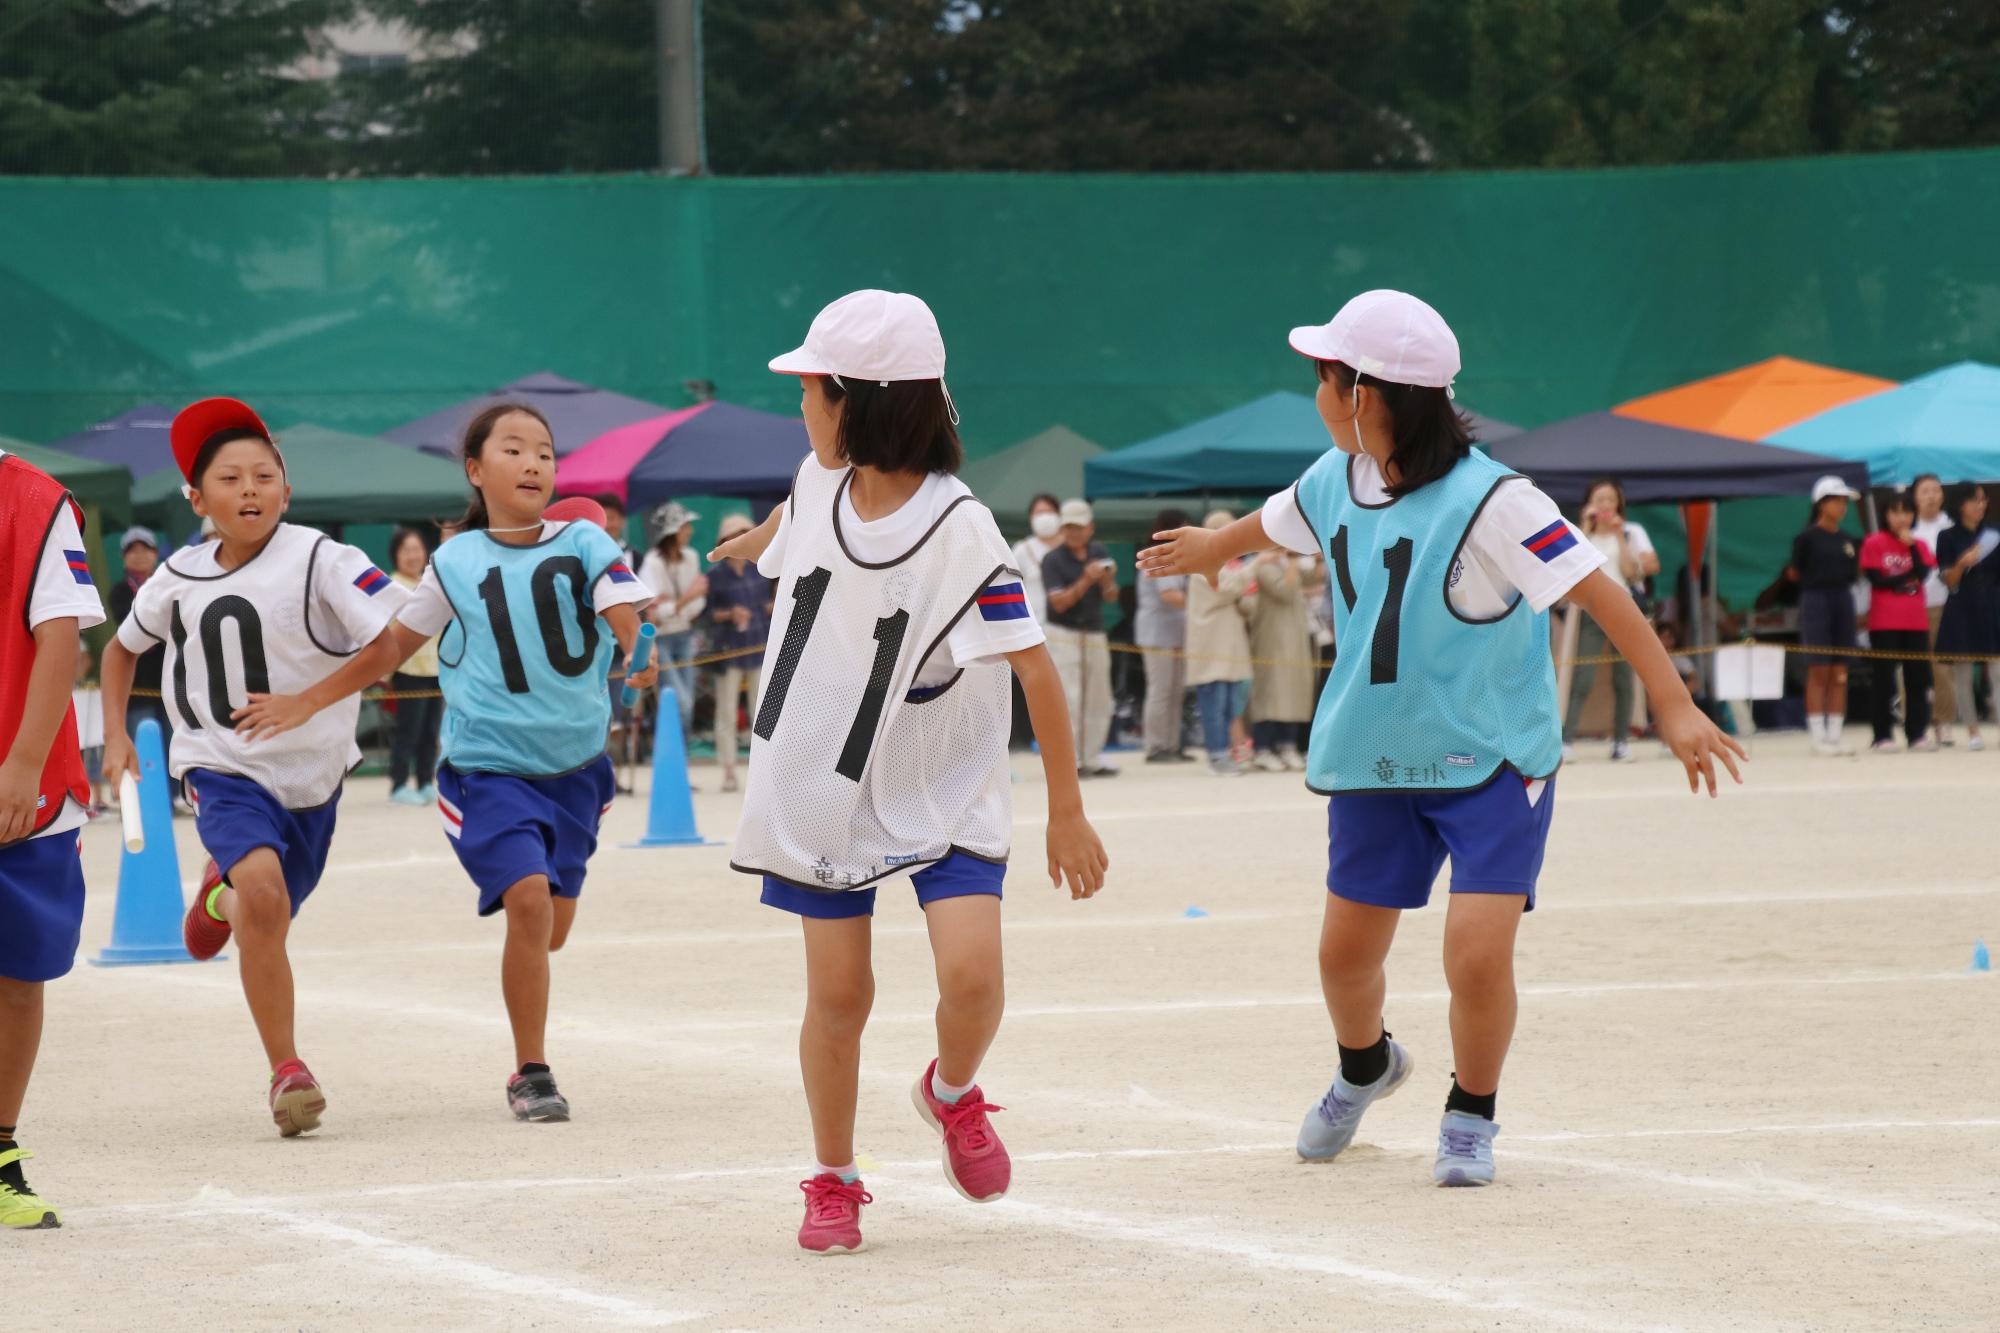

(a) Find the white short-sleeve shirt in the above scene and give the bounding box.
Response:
[1263,453,1604,618]
[23,499,106,839]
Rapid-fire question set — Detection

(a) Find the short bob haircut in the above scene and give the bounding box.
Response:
[821,375,962,476]
[1315,359,1471,498]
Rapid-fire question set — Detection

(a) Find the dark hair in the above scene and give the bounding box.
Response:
[456,402,553,531]
[1878,490,1914,530]
[190,428,282,488]
[1154,507,1191,532]
[653,525,684,561]
[389,526,431,567]
[593,492,626,518]
[1029,493,1062,519]
[1951,482,1988,524]
[1316,360,1471,498]
[820,375,962,475]
[1584,478,1627,515]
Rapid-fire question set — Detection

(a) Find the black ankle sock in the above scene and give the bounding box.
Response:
[519,1062,551,1077]
[1338,1030,1391,1086]
[1445,1077,1496,1121]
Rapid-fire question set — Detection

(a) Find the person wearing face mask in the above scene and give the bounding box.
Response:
[1011,494,1063,624]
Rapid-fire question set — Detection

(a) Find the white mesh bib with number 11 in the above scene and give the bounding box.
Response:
[731,465,1016,893]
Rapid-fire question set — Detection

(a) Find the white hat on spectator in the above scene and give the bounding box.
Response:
[1811,475,1861,503]
[120,526,159,551]
[1059,499,1094,527]
[1289,290,1461,395]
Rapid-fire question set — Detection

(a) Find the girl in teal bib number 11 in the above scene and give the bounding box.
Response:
[1140,290,1745,1188]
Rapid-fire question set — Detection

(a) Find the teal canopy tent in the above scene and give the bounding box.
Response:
[1084,391,1518,500]
[1768,362,2000,487]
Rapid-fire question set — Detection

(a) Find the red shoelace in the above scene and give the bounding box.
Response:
[800,1175,872,1221]
[935,1098,1005,1153]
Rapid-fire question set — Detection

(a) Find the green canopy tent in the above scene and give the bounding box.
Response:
[962,426,1190,545]
[2,434,133,529]
[132,423,474,533]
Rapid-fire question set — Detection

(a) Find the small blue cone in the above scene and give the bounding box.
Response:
[626,687,721,848]
[1973,940,1991,973]
[1183,906,1209,919]
[92,719,209,966]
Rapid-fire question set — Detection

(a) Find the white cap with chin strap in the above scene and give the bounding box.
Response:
[768,289,960,425]
[1288,289,1462,397]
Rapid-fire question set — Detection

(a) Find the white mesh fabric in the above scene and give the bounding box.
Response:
[732,466,1016,891]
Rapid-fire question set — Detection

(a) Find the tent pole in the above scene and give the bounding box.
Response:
[1704,506,1721,696]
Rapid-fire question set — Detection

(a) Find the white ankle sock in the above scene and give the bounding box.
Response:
[816,1160,859,1183]
[931,1068,976,1105]
[1807,715,1827,743]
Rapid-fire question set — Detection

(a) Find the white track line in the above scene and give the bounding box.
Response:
[175,1188,701,1326]
[1510,1152,2000,1238]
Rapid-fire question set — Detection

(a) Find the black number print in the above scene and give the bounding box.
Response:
[754,566,831,741]
[480,557,605,691]
[835,610,910,782]
[753,566,913,782]
[1327,527,1415,685]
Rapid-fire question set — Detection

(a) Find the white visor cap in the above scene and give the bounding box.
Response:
[769,289,947,384]
[1288,289,1461,395]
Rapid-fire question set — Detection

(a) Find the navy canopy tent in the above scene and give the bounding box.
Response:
[620,402,810,506]
[1485,412,1869,504]
[384,372,674,457]
[45,403,177,478]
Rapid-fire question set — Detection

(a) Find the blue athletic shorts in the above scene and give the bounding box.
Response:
[0,832,86,982]
[1326,772,1556,912]
[438,756,614,916]
[760,850,1006,920]
[185,768,340,917]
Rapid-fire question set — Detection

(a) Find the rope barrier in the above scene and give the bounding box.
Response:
[124,633,1993,703]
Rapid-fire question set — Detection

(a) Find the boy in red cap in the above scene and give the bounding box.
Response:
[101,399,410,1138]
[0,443,105,1228]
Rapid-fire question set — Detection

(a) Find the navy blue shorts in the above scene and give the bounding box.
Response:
[1326,773,1556,912]
[1797,587,1859,667]
[0,832,86,982]
[760,851,1006,920]
[438,756,614,916]
[185,769,340,917]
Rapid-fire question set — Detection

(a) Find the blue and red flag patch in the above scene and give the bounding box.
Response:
[63,549,92,585]
[977,581,1030,622]
[1520,520,1578,564]
[352,566,391,596]
[606,562,638,585]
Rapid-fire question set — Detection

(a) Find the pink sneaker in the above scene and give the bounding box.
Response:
[269,1059,325,1138]
[911,1059,1011,1202]
[797,1173,871,1254]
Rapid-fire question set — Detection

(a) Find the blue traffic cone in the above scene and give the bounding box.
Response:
[626,687,720,848]
[1973,940,1991,973]
[93,719,210,966]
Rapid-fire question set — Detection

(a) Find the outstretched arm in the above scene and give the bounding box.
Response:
[1138,510,1278,588]
[708,507,783,564]
[232,622,431,742]
[1568,570,1746,797]
[1006,642,1108,900]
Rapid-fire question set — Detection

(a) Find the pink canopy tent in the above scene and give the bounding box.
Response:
[556,400,809,507]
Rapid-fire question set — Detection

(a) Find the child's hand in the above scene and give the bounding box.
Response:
[1046,809,1108,900]
[626,664,660,692]
[232,693,318,743]
[102,735,140,791]
[0,753,40,844]
[1657,699,1747,797]
[1138,527,1223,588]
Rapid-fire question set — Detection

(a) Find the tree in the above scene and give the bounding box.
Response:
[0,0,354,176]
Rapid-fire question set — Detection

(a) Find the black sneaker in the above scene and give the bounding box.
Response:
[506,1068,571,1122]
[1144,751,1179,764]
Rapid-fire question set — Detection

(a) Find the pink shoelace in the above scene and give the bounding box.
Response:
[800,1175,872,1222]
[935,1098,1005,1155]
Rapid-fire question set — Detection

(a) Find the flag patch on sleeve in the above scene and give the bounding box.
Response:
[63,550,92,585]
[352,566,391,595]
[977,582,1030,621]
[1521,520,1579,563]
[606,562,638,585]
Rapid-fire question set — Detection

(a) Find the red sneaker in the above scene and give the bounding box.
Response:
[911,1059,1011,1202]
[797,1174,870,1255]
[183,860,231,961]
[269,1059,325,1138]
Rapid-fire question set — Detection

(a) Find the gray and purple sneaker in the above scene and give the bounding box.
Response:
[1296,1039,1413,1162]
[1433,1110,1499,1186]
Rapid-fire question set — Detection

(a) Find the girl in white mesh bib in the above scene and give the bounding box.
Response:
[714,290,1108,1255]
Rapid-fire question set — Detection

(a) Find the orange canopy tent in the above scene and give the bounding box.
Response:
[1613,356,1896,684]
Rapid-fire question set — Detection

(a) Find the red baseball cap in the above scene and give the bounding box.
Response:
[171,397,275,483]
